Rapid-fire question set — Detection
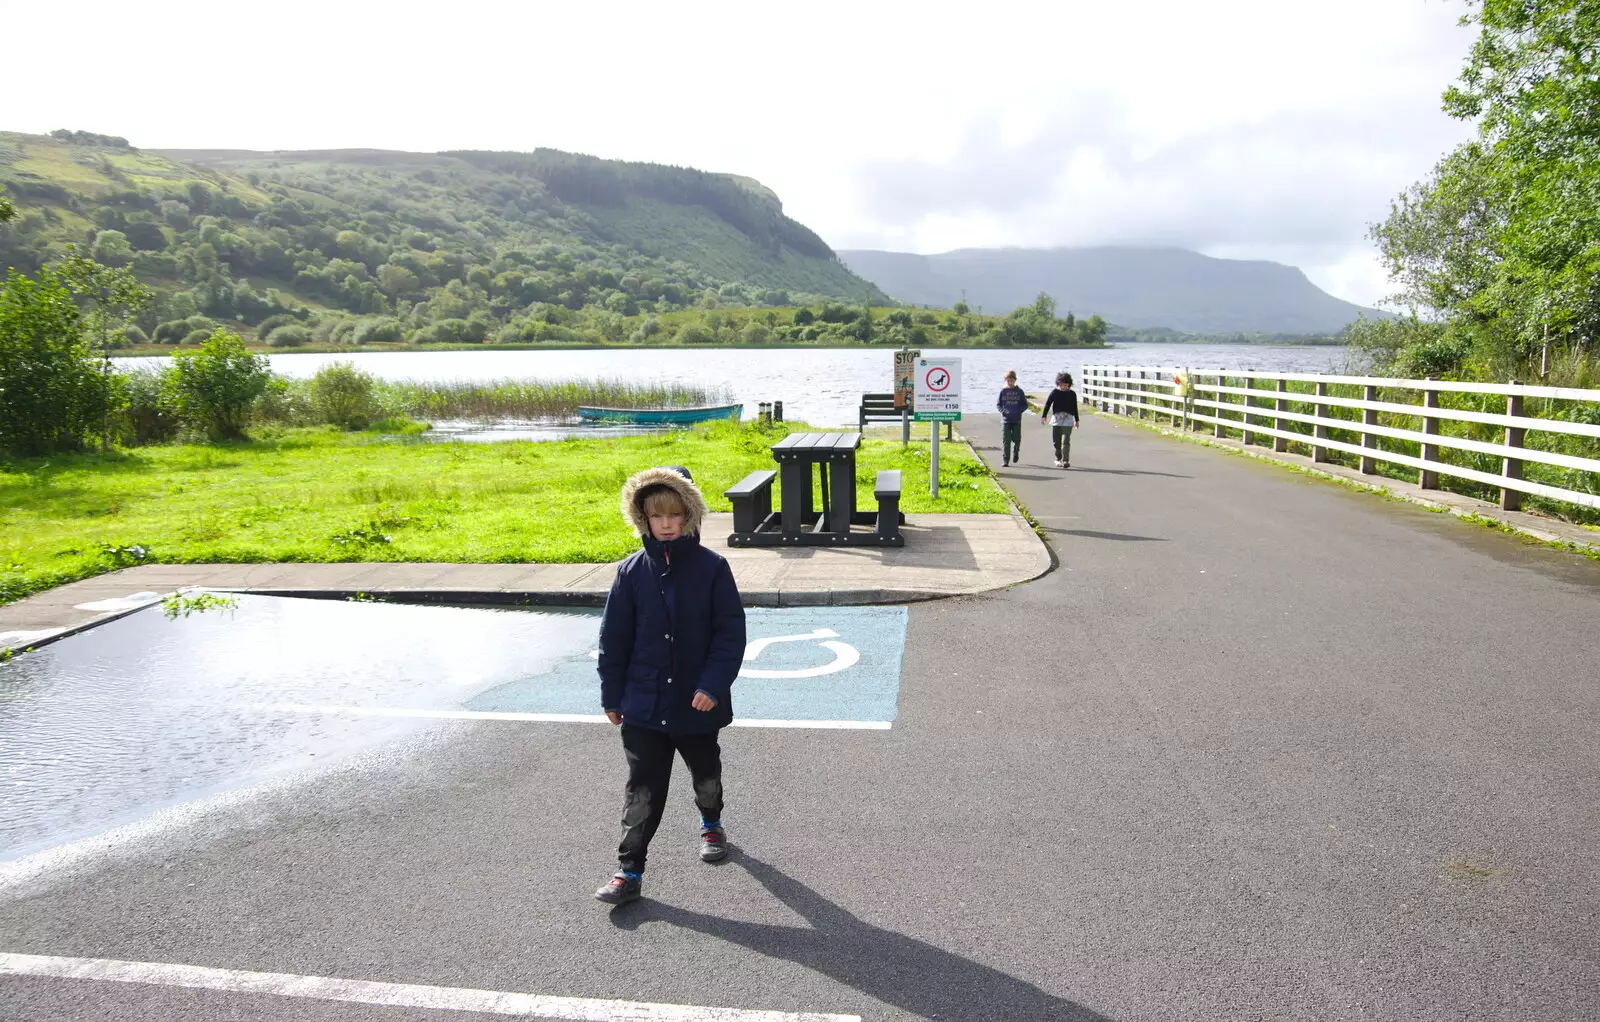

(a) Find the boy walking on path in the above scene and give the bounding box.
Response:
[996,370,1029,467]
[594,466,747,905]
[1041,372,1080,468]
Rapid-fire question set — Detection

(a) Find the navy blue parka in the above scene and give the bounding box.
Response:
[598,467,746,733]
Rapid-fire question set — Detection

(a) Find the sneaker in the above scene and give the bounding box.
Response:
[594,871,641,905]
[1001,460,1009,468]
[700,822,728,863]
[1053,459,1062,467]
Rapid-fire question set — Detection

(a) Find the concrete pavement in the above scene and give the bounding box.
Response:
[0,512,1049,651]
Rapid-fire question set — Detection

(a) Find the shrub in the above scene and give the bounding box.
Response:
[416,318,486,344]
[0,267,108,455]
[120,324,148,347]
[677,323,713,344]
[310,361,381,429]
[171,329,270,440]
[1397,335,1472,378]
[265,324,312,347]
[152,319,193,343]
[253,313,296,339]
[740,322,771,345]
[351,317,404,344]
[116,365,179,444]
[180,328,212,346]
[793,307,815,325]
[255,376,314,425]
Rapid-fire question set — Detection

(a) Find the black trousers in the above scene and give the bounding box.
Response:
[617,724,724,873]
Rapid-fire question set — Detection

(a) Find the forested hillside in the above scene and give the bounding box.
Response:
[0,131,885,347]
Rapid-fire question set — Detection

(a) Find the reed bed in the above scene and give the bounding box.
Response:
[377,378,734,420]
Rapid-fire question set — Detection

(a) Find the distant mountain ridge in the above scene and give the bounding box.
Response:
[838,246,1381,335]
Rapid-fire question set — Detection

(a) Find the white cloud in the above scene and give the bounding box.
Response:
[0,0,1478,305]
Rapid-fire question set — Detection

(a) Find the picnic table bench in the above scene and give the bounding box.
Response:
[725,431,904,547]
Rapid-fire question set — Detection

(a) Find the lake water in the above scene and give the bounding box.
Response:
[127,343,1350,428]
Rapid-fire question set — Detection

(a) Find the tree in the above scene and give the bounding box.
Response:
[171,328,270,440]
[0,185,14,224]
[0,267,107,455]
[89,229,134,268]
[1080,314,1108,346]
[1373,0,1600,368]
[1032,292,1057,320]
[378,263,421,297]
[57,253,154,448]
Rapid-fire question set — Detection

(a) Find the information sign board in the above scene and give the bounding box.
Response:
[893,349,920,409]
[913,358,962,421]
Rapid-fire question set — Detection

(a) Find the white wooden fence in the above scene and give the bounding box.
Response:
[1079,365,1600,512]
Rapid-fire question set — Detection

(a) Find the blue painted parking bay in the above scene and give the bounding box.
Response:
[468,606,908,728]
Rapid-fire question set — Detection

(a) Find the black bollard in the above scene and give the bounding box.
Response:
[773,400,783,422]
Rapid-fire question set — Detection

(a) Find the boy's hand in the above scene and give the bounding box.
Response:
[605,711,622,725]
[692,691,718,711]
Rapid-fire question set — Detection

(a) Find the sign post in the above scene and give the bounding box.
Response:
[893,349,920,449]
[913,358,962,499]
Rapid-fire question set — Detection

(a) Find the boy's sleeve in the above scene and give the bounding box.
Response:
[695,559,747,703]
[596,567,635,711]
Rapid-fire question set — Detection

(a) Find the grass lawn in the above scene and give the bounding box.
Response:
[0,420,1007,606]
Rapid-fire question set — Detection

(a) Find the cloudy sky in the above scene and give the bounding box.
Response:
[4,0,1476,307]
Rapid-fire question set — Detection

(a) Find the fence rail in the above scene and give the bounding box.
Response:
[1079,365,1600,514]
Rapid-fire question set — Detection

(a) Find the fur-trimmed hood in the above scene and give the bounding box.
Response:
[620,466,709,537]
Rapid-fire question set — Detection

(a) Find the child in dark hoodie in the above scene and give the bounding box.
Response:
[996,370,1028,467]
[593,466,747,905]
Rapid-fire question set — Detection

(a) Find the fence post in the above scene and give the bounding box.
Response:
[1313,380,1331,462]
[1241,377,1255,447]
[1214,373,1226,438]
[1419,380,1440,489]
[1274,378,1289,452]
[1360,384,1380,474]
[1502,383,1525,511]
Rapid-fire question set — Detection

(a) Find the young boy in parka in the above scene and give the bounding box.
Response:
[594,465,747,905]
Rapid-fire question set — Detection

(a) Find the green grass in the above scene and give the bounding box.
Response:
[0,419,1008,606]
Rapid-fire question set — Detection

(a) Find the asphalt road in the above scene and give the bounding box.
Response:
[3,411,1597,1020]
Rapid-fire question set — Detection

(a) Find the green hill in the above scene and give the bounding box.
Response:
[0,130,885,347]
[839,246,1383,336]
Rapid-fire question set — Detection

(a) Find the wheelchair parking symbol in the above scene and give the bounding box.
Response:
[589,628,862,679]
[739,628,860,678]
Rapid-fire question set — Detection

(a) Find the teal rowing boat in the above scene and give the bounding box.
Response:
[576,403,743,425]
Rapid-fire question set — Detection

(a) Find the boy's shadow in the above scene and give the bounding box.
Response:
[610,850,1110,1021]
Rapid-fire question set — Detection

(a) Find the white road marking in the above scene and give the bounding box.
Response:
[0,952,861,1021]
[741,629,839,660]
[739,642,860,679]
[740,630,861,679]
[257,705,890,730]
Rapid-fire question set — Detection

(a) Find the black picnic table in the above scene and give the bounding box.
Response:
[773,431,860,536]
[724,431,904,547]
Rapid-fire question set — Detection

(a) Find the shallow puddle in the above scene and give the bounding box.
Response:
[0,596,596,860]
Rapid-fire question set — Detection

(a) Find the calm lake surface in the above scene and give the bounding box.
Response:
[129,343,1350,428]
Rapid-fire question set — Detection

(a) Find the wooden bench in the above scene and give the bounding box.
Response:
[858,393,905,432]
[725,469,777,535]
[874,469,903,541]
